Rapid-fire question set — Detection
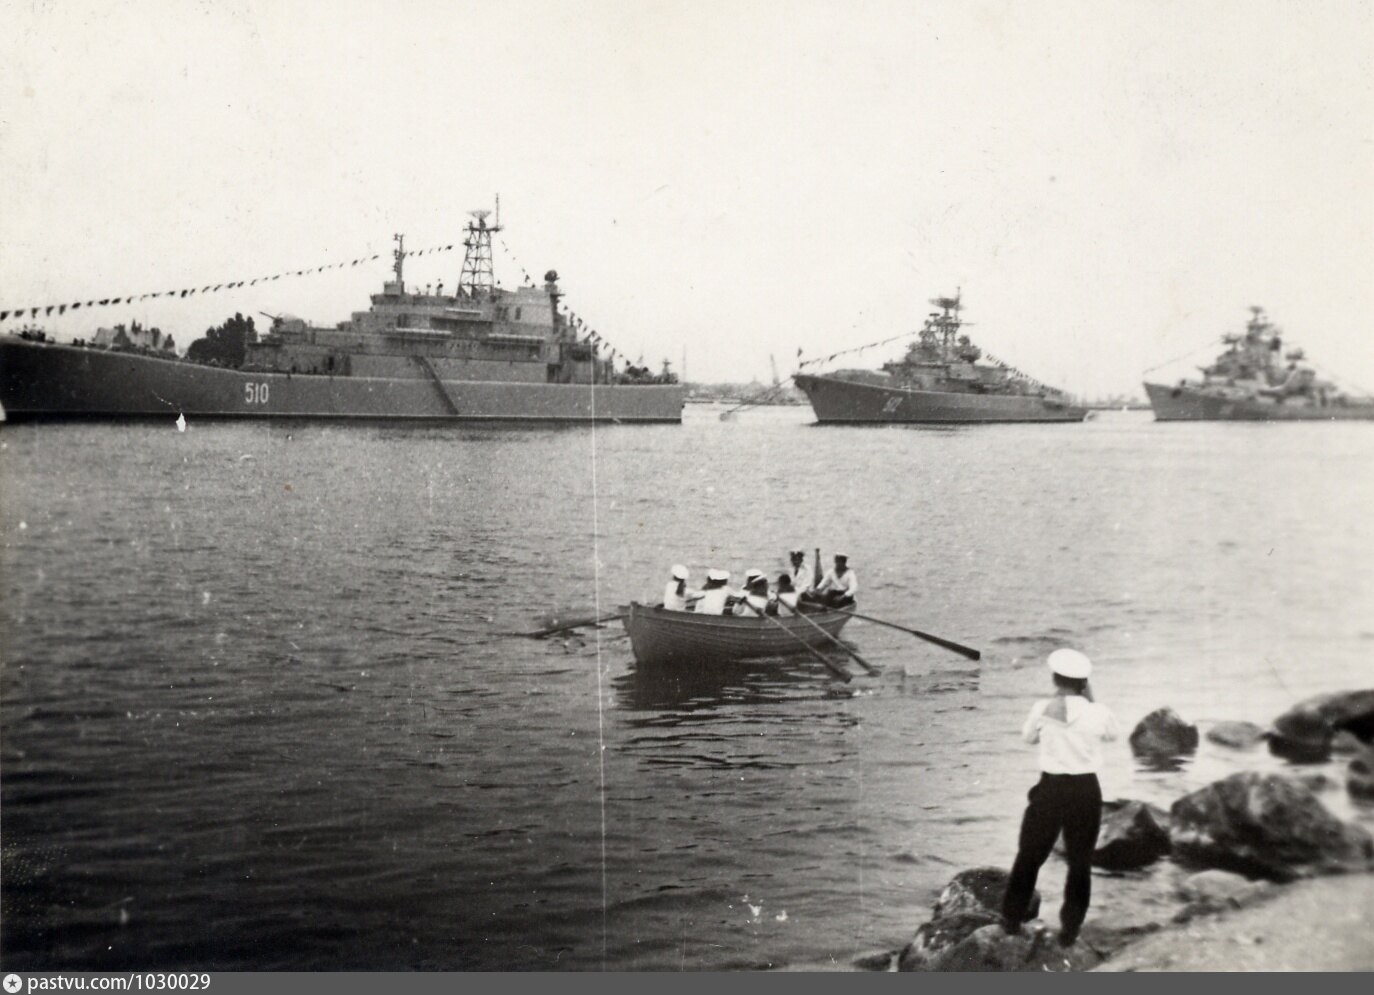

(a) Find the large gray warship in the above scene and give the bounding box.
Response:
[0,211,684,423]
[793,294,1087,424]
[1143,307,1374,422]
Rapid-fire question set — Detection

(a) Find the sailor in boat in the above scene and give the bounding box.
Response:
[732,572,771,617]
[787,549,812,594]
[663,564,701,612]
[694,569,732,615]
[807,553,858,608]
[771,574,800,615]
[726,568,764,613]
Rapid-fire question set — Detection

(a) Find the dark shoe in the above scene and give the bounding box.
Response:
[1001,917,1022,936]
[1057,926,1079,948]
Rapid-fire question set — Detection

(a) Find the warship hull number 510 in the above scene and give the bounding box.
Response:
[0,210,684,424]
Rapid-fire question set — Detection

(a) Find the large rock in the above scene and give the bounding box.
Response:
[897,868,1039,971]
[1093,800,1171,870]
[1333,730,1366,755]
[1129,707,1199,757]
[1349,746,1374,801]
[924,924,1103,972]
[1270,689,1374,763]
[1174,869,1273,918]
[1169,771,1374,881]
[932,866,1038,921]
[1206,721,1267,749]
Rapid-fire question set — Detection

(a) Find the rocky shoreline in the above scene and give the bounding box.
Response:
[859,688,1374,972]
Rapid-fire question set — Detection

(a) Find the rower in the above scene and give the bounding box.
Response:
[812,552,858,608]
[728,567,764,613]
[771,574,800,615]
[788,548,812,593]
[695,569,732,615]
[733,572,771,617]
[663,564,700,612]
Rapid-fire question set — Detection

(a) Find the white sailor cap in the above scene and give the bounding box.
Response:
[744,568,764,583]
[670,564,689,581]
[1047,648,1092,679]
[707,568,730,582]
[833,551,849,560]
[790,548,806,556]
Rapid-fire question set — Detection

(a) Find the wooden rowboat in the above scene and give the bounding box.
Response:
[622,602,853,666]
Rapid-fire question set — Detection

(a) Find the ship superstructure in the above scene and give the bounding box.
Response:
[1143,308,1374,421]
[793,293,1087,424]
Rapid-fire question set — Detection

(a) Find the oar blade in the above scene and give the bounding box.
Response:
[840,609,981,661]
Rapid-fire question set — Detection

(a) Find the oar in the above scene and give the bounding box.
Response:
[755,610,851,682]
[838,609,981,661]
[782,602,878,675]
[525,611,626,638]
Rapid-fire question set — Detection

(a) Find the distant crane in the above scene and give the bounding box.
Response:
[721,353,788,420]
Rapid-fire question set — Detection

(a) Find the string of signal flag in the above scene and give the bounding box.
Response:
[0,243,461,323]
[497,237,635,368]
[795,328,1053,390]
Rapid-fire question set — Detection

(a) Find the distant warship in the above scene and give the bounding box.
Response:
[793,293,1087,424]
[1143,307,1374,422]
[0,209,684,423]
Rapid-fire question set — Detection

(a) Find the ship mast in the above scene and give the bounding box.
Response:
[460,208,501,297]
[387,233,406,295]
[929,289,962,359]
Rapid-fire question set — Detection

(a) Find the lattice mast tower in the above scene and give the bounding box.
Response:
[460,199,501,297]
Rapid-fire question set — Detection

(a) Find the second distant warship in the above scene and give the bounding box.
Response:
[793,294,1087,424]
[1143,307,1374,421]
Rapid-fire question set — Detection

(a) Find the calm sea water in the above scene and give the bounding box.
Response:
[2,406,1372,970]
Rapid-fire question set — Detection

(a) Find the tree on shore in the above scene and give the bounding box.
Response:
[187,313,255,367]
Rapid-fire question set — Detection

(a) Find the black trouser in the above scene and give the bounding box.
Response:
[801,590,854,608]
[1002,772,1102,937]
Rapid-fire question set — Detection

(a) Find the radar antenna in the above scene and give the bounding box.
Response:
[460,206,502,296]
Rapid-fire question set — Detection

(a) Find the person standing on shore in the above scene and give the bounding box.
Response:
[1002,648,1120,947]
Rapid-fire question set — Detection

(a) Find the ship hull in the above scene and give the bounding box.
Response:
[793,373,1088,424]
[0,340,684,423]
[1143,382,1374,422]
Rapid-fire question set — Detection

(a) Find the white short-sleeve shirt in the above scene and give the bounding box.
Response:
[1021,696,1121,774]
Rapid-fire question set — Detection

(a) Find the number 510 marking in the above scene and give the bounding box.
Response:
[245,382,270,404]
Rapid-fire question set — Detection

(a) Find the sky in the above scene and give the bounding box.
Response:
[2,0,1371,398]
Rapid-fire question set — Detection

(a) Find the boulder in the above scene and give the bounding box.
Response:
[1093,800,1172,870]
[1169,771,1374,881]
[1205,721,1267,749]
[931,866,1038,921]
[898,912,1004,970]
[924,924,1103,972]
[897,867,1040,971]
[1349,746,1374,801]
[1297,771,1331,792]
[1172,869,1275,923]
[1270,689,1374,763]
[1175,869,1272,909]
[851,950,895,971]
[1333,730,1366,755]
[1130,707,1199,757]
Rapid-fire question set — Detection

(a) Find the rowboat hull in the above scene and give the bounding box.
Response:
[623,602,853,666]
